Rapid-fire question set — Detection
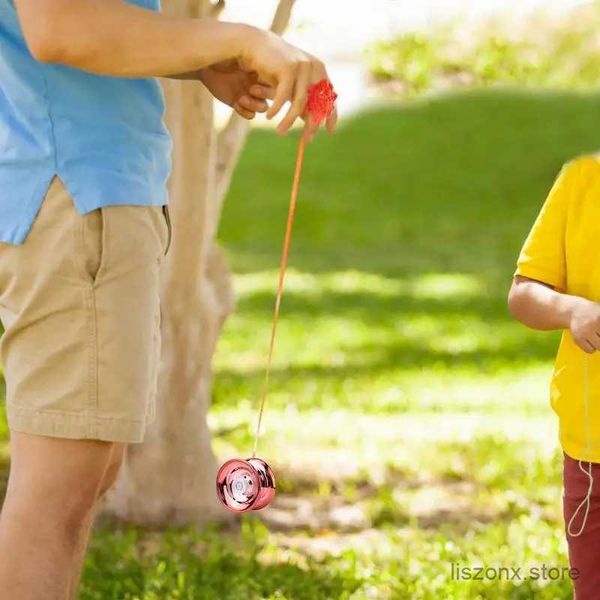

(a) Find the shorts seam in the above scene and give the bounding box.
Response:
[7,404,145,443]
[6,403,145,424]
[87,285,99,438]
[77,207,100,438]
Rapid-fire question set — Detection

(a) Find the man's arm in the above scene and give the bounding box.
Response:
[14,0,334,134]
[508,275,600,353]
[15,0,246,77]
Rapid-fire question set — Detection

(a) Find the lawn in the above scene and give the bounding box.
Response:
[3,89,600,598]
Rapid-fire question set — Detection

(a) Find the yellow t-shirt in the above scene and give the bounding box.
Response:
[516,155,600,461]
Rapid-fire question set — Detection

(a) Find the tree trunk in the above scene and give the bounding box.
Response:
[105,0,295,525]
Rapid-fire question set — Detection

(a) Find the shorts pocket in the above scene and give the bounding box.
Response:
[80,208,105,284]
[162,205,172,256]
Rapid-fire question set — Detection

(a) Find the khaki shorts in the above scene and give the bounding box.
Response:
[0,176,171,443]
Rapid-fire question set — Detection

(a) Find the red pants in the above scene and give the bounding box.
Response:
[564,452,600,599]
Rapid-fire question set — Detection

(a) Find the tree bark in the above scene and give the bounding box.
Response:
[105,0,295,525]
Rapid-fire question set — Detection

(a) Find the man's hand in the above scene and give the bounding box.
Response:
[198,60,274,120]
[569,298,600,354]
[238,29,338,138]
[197,51,338,138]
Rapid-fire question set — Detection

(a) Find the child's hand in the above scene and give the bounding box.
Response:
[569,298,600,353]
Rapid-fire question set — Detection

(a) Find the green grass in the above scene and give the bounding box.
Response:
[4,89,600,598]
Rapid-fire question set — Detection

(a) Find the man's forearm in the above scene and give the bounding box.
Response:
[166,69,204,81]
[15,0,254,78]
[508,276,583,331]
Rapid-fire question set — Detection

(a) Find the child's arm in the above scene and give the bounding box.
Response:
[508,159,600,352]
[508,275,600,354]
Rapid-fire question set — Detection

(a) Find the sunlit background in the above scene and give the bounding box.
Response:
[4,1,600,598]
[216,0,591,123]
[213,1,600,598]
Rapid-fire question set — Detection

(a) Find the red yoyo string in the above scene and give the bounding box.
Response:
[251,79,337,458]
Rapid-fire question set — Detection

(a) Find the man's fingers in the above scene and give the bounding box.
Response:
[326,105,338,134]
[301,112,318,141]
[310,60,336,134]
[250,84,275,100]
[233,102,255,120]
[238,95,268,113]
[301,119,314,143]
[261,54,337,135]
[266,73,294,120]
[277,61,311,135]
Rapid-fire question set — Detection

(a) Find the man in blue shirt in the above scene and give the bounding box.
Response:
[0,1,337,598]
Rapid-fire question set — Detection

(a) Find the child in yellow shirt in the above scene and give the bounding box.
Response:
[510,156,600,597]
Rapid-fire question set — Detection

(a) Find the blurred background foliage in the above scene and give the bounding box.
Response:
[367,3,600,95]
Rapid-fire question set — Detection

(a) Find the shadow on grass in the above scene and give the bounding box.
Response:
[82,523,362,600]
[214,88,600,416]
[210,435,563,536]
[213,326,557,413]
[228,286,557,357]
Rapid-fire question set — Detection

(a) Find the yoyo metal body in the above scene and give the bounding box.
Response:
[216,457,276,513]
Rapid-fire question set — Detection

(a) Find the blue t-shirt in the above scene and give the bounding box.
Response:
[0,0,172,244]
